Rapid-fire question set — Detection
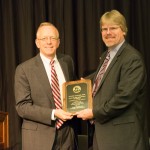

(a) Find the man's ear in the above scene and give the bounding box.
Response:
[35,39,40,48]
[123,32,126,36]
[56,39,60,48]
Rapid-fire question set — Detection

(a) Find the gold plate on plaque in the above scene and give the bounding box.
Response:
[62,79,92,114]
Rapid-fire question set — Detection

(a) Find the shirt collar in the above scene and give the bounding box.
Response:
[40,53,58,64]
[109,40,125,58]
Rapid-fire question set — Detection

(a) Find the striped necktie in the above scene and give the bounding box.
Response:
[92,51,110,97]
[50,60,63,129]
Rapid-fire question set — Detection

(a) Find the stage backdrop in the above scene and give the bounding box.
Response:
[0,0,150,149]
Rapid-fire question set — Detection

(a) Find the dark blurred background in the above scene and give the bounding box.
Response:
[1,0,150,149]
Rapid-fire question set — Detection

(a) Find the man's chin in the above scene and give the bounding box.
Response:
[105,43,113,47]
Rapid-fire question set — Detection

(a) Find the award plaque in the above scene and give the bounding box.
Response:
[62,79,92,114]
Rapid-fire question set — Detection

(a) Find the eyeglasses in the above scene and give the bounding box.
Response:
[101,26,120,33]
[38,36,59,42]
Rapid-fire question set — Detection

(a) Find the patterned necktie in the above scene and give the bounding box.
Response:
[50,60,63,129]
[92,51,110,97]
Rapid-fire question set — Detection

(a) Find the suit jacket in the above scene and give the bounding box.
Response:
[14,53,76,150]
[91,41,149,150]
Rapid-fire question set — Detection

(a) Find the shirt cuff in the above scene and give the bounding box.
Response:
[51,109,56,120]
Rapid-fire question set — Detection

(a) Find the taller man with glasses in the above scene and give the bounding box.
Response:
[76,10,149,150]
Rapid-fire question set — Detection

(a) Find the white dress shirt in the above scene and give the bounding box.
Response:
[40,53,66,120]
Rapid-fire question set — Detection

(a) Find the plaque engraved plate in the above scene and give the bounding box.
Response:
[62,79,92,114]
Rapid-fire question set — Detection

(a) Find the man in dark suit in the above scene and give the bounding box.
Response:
[14,22,77,150]
[76,10,149,150]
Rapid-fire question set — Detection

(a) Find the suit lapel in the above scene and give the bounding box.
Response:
[57,55,70,82]
[92,51,108,84]
[33,54,55,107]
[96,42,128,92]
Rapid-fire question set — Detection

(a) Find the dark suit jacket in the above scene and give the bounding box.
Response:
[91,41,149,150]
[14,53,76,150]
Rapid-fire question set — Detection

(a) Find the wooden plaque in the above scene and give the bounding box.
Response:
[62,79,92,114]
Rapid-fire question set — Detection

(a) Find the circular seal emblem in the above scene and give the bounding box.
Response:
[73,86,81,93]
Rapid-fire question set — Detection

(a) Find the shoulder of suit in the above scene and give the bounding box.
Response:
[17,54,39,67]
[56,52,73,60]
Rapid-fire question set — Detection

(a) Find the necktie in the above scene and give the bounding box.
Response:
[92,51,110,97]
[50,60,63,129]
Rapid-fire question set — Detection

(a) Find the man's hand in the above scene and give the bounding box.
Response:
[54,109,73,121]
[75,109,93,120]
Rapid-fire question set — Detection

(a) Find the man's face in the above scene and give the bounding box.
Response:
[101,24,125,48]
[35,25,60,59]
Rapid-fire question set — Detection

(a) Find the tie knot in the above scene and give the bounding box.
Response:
[50,60,55,66]
[106,51,110,60]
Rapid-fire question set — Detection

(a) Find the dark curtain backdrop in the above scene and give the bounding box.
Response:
[1,0,150,149]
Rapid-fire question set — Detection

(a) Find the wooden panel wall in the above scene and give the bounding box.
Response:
[0,112,9,149]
